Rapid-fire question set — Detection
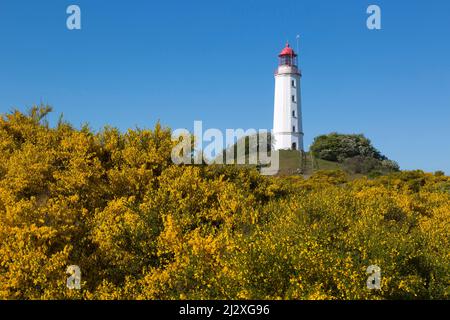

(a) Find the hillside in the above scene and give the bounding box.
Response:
[275,150,366,178]
[224,132,399,178]
[276,150,338,176]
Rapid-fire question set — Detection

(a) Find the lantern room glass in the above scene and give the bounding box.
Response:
[279,55,298,67]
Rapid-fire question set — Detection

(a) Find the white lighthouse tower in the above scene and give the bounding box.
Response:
[273,42,304,151]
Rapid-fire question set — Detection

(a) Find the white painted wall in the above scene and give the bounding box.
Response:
[273,65,304,151]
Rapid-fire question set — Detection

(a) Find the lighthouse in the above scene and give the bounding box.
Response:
[273,42,304,151]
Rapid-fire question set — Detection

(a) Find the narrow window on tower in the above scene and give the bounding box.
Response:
[293,126,296,132]
[292,95,296,103]
[292,110,296,117]
[291,79,296,88]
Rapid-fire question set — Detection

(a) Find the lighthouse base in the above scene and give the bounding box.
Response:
[273,132,304,151]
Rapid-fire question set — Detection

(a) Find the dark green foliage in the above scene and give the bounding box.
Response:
[310,133,399,175]
[310,133,384,162]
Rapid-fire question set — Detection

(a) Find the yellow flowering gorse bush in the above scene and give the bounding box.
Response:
[0,106,448,300]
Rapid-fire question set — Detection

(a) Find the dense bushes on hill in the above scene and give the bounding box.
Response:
[310,133,384,162]
[310,133,400,175]
[0,106,448,300]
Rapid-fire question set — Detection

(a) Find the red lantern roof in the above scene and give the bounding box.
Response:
[278,42,297,57]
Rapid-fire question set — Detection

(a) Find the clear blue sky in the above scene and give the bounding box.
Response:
[0,0,449,173]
